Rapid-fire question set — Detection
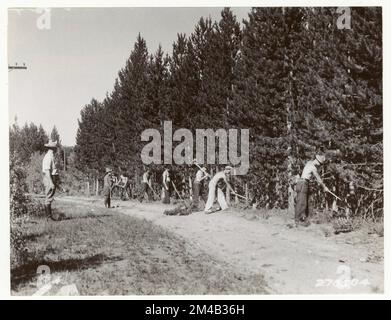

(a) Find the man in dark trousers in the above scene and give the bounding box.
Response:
[42,140,60,220]
[295,154,329,226]
[193,166,208,207]
[118,173,131,200]
[103,167,114,208]
[162,167,171,204]
[139,169,151,202]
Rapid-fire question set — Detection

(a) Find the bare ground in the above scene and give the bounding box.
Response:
[13,196,383,295]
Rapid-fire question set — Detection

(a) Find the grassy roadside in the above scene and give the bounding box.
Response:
[11,200,268,295]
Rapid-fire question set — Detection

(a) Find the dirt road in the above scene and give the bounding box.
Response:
[58,196,384,294]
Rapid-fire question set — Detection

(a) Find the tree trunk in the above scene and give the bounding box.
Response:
[287,80,295,217]
[188,176,193,200]
[245,183,249,207]
[95,178,99,196]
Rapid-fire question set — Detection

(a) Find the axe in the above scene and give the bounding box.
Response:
[192,159,211,177]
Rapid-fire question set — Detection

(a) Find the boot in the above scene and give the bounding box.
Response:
[46,204,60,221]
[44,204,50,218]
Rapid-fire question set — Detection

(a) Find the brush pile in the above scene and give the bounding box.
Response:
[163,200,202,216]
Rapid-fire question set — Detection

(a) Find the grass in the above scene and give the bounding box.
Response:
[12,200,268,295]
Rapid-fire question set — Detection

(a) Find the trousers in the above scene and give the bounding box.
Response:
[294,179,309,221]
[204,182,228,211]
[43,173,56,205]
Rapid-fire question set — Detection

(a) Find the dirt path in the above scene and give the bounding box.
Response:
[57,196,384,294]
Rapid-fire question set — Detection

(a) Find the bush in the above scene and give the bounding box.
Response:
[25,151,44,194]
[10,153,29,217]
[59,167,87,195]
[10,153,30,269]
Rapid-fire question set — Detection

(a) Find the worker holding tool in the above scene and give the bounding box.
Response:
[118,173,131,200]
[139,169,152,202]
[193,166,208,206]
[295,154,330,226]
[162,167,171,204]
[204,166,235,214]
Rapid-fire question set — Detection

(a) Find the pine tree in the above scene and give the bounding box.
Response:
[50,126,61,145]
[169,33,198,128]
[75,98,107,177]
[10,121,49,163]
[232,7,290,208]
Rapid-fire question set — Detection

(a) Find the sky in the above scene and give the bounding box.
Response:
[8,7,251,146]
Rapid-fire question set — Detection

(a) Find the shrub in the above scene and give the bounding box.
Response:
[25,151,44,194]
[59,167,87,195]
[10,153,30,269]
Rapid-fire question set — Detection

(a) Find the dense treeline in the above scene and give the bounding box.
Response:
[74,7,382,217]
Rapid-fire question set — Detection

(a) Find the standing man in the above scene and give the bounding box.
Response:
[118,173,131,200]
[162,167,171,204]
[193,166,208,206]
[204,166,234,214]
[139,169,151,202]
[295,154,329,226]
[103,167,114,208]
[42,140,59,220]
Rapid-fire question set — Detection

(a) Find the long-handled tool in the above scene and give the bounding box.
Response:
[326,189,342,202]
[326,188,353,210]
[170,181,194,210]
[148,184,159,200]
[171,181,183,201]
[192,159,212,177]
[232,192,247,200]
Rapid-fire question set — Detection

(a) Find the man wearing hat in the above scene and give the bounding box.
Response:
[295,154,329,226]
[204,166,234,214]
[42,140,59,220]
[103,167,114,208]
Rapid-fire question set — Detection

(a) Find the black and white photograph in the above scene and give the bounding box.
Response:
[4,3,385,298]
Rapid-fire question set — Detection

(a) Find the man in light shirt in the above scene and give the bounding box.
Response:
[295,154,329,226]
[193,166,208,206]
[118,173,131,200]
[204,166,234,214]
[42,140,59,220]
[162,167,171,204]
[139,169,152,202]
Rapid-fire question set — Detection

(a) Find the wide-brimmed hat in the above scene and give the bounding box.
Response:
[315,154,326,164]
[224,166,233,172]
[105,167,113,173]
[44,140,58,148]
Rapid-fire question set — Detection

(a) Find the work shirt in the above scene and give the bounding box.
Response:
[162,170,170,184]
[195,169,206,183]
[120,175,128,186]
[209,171,228,189]
[103,173,113,189]
[142,172,149,184]
[42,150,57,175]
[301,160,322,184]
